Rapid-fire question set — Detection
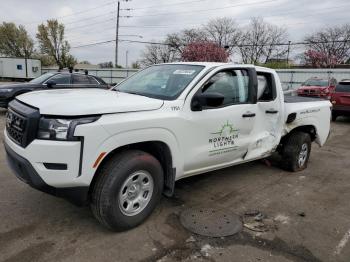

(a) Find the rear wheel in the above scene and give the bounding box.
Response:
[281,132,311,172]
[90,150,164,231]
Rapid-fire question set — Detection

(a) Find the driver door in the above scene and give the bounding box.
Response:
[181,68,258,175]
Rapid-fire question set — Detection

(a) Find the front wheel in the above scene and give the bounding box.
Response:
[281,132,311,172]
[90,150,164,231]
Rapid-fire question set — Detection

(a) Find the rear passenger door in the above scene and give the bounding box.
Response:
[247,70,283,159]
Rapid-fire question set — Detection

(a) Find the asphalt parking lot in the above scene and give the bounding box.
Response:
[0,108,349,262]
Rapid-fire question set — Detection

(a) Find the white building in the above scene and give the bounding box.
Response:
[0,57,41,80]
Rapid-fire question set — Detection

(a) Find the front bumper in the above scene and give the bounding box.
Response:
[4,141,89,206]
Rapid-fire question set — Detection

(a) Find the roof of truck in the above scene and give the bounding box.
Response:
[161,62,271,70]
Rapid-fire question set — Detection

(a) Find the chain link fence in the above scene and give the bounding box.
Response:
[42,67,350,91]
[276,69,350,92]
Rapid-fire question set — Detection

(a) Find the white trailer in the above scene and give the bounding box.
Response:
[0,57,41,80]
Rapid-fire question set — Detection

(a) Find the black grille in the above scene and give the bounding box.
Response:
[6,109,26,145]
[6,100,40,148]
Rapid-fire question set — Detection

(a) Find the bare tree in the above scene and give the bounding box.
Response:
[203,17,241,54]
[0,22,34,57]
[140,43,178,67]
[238,18,288,64]
[304,24,350,66]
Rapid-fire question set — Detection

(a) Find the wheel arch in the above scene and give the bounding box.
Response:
[280,125,317,148]
[89,140,177,199]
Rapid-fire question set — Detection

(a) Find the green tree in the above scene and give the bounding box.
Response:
[63,54,77,68]
[131,61,140,69]
[0,22,34,57]
[36,19,76,69]
[33,54,56,66]
[98,61,114,68]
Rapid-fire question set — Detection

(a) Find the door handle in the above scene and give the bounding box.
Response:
[265,110,278,114]
[242,113,256,118]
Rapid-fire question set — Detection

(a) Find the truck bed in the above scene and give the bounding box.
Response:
[284,95,324,103]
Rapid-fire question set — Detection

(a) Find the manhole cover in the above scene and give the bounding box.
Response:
[180,207,242,237]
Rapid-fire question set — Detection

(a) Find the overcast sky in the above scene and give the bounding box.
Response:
[0,0,349,66]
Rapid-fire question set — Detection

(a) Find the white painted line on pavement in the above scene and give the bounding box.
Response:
[334,229,350,255]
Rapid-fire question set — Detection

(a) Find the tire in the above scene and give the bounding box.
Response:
[332,113,338,122]
[90,150,164,231]
[281,132,311,172]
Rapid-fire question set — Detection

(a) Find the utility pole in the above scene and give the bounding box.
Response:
[115,1,120,68]
[125,50,129,69]
[24,55,28,79]
[286,41,291,66]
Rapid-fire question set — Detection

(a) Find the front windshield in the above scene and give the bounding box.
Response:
[304,79,329,87]
[29,73,55,84]
[115,64,204,100]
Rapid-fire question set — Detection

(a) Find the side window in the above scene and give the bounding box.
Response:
[202,70,249,107]
[257,72,276,102]
[49,74,71,85]
[73,75,90,84]
[88,76,99,84]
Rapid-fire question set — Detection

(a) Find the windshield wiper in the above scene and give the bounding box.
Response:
[120,90,149,97]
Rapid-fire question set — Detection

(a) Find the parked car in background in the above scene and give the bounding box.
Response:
[331,80,350,121]
[297,77,337,100]
[0,72,109,108]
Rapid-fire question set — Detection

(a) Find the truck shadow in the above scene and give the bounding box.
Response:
[334,116,350,124]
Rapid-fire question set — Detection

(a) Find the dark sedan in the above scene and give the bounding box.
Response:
[0,72,109,108]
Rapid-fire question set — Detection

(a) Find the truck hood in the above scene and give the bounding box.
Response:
[16,89,164,116]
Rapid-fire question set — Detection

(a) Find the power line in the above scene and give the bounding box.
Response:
[71,39,169,48]
[71,39,350,49]
[66,3,350,43]
[64,0,279,34]
[231,40,350,48]
[65,18,116,32]
[130,0,280,17]
[71,40,116,48]
[118,3,350,28]
[27,1,115,24]
[65,2,350,37]
[63,11,116,26]
[132,0,207,10]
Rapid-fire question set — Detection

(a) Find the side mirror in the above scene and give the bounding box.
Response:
[46,80,57,88]
[191,92,225,111]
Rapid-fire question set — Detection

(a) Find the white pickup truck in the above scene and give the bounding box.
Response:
[4,63,331,231]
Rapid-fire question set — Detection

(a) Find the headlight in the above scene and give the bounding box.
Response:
[0,89,13,92]
[37,116,100,141]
